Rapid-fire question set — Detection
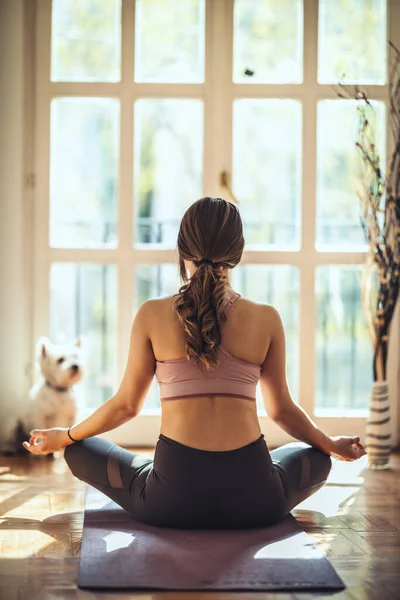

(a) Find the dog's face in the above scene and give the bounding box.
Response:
[36,337,84,388]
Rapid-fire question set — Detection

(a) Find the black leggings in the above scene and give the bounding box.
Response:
[63,433,332,529]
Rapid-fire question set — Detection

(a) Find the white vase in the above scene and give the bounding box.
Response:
[365,380,391,469]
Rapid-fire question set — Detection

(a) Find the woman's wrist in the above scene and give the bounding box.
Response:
[64,426,79,446]
[321,433,334,455]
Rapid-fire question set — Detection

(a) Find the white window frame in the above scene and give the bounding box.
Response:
[33,0,399,447]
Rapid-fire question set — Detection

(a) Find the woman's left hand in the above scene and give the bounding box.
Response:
[23,428,71,455]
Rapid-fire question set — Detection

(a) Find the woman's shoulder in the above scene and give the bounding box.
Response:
[234,297,283,329]
[145,293,282,323]
[143,294,178,312]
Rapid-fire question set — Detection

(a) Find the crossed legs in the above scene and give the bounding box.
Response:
[270,441,332,512]
[64,437,332,523]
[64,437,152,517]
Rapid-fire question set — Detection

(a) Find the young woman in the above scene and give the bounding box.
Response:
[25,197,366,529]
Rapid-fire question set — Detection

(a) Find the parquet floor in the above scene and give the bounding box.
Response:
[0,447,399,600]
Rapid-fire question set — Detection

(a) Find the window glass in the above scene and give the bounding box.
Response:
[134,99,203,246]
[316,99,385,249]
[50,263,117,409]
[233,99,302,248]
[315,266,372,413]
[50,98,119,248]
[233,0,303,83]
[135,0,205,82]
[51,0,121,82]
[318,0,387,84]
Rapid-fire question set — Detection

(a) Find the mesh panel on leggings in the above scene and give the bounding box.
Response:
[106,445,124,489]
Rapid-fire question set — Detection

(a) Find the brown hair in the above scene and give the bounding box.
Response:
[172,197,244,370]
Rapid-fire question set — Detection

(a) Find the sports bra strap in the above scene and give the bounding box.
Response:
[224,292,241,313]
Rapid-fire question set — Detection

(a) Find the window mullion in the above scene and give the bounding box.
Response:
[117,0,136,382]
[202,0,214,195]
[300,0,318,415]
[118,89,134,380]
[118,125,134,379]
[121,0,135,85]
[299,264,317,415]
[205,0,233,197]
[304,0,318,87]
[300,88,317,418]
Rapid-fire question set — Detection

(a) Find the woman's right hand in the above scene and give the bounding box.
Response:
[327,436,367,461]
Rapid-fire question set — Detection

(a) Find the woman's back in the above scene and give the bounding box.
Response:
[149,289,272,451]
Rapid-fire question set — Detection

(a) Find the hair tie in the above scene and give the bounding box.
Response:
[198,258,214,267]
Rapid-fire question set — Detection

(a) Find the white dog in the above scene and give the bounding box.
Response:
[1,336,84,456]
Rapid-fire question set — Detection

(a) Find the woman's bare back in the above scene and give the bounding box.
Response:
[149,290,272,450]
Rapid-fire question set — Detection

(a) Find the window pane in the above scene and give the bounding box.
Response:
[50,98,119,248]
[233,99,302,248]
[135,0,205,82]
[134,264,299,414]
[50,263,117,410]
[316,266,372,412]
[233,0,303,83]
[316,100,385,249]
[134,99,203,246]
[318,0,387,84]
[231,265,300,413]
[51,0,121,82]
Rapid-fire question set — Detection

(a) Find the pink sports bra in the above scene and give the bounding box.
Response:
[155,292,262,402]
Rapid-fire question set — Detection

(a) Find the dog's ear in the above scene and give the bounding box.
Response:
[75,335,85,348]
[36,336,50,358]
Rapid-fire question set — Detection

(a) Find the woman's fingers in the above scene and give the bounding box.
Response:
[30,429,42,437]
[23,440,41,453]
[352,444,366,459]
[22,436,48,454]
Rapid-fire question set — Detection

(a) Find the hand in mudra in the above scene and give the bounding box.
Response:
[22,427,70,455]
[329,436,366,461]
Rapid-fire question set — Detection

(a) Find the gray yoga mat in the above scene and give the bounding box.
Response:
[77,483,345,592]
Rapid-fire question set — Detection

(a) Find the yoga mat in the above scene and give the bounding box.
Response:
[77,484,345,592]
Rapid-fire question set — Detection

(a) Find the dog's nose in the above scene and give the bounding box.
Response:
[70,364,79,371]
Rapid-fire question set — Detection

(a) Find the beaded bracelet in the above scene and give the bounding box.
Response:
[67,426,79,443]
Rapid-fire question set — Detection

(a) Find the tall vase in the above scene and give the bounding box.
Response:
[365,380,391,469]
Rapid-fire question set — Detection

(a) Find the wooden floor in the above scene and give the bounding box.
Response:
[0,447,399,600]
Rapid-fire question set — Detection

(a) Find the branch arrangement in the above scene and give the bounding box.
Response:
[336,41,400,381]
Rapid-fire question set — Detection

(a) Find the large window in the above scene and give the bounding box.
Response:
[34,0,391,445]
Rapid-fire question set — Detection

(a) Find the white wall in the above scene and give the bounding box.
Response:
[0,0,34,439]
